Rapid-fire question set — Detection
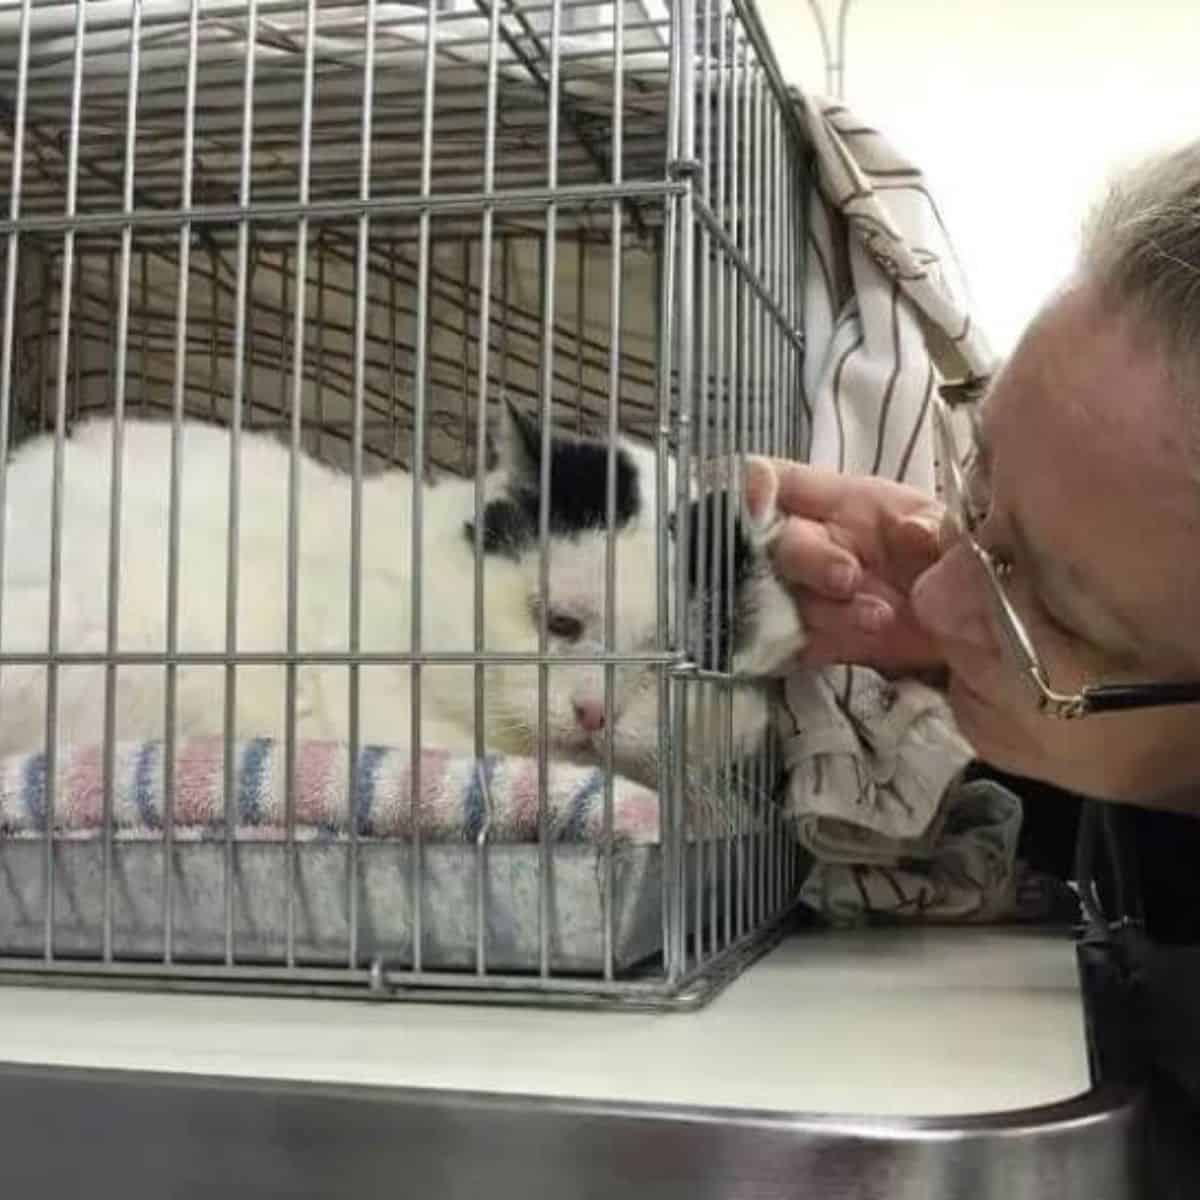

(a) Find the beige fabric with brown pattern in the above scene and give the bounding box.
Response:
[779,95,1049,924]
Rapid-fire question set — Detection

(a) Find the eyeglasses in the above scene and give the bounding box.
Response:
[933,379,1200,719]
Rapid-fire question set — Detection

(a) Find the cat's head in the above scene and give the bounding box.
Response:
[464,402,804,780]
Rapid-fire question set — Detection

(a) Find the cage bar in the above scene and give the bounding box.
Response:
[472,0,504,980]
[41,0,90,965]
[409,0,440,978]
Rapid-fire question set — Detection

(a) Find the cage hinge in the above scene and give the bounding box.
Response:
[368,956,392,999]
[667,158,703,181]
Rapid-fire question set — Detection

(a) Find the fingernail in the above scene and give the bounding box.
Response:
[829,562,859,594]
[907,514,942,538]
[743,457,779,532]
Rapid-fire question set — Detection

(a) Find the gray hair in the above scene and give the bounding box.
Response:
[1080,141,1200,470]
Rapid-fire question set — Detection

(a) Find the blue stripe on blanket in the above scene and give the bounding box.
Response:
[562,770,603,842]
[238,737,272,826]
[354,746,387,836]
[23,751,46,833]
[134,742,161,831]
[463,754,499,842]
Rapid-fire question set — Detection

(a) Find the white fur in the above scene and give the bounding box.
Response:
[0,418,799,787]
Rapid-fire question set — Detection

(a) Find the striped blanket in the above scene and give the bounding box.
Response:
[0,738,663,845]
[784,94,1019,924]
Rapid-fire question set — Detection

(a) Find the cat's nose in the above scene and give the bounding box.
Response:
[573,699,606,734]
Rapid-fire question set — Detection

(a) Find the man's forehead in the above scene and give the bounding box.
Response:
[990,282,1193,492]
[982,281,1200,657]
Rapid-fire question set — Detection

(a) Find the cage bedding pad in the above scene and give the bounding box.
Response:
[0,736,665,845]
[0,737,765,973]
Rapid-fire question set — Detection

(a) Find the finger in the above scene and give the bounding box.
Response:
[796,597,941,674]
[886,513,944,589]
[801,593,896,639]
[793,605,897,670]
[742,456,779,531]
[772,515,863,597]
[770,459,855,521]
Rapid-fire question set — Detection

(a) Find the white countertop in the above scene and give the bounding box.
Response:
[0,927,1089,1118]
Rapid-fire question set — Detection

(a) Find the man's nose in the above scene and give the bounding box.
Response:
[911,542,995,651]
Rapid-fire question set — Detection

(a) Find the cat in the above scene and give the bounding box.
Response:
[0,402,804,789]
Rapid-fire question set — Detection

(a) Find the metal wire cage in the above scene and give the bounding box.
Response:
[0,0,809,1008]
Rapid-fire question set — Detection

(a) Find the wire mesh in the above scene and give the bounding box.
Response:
[0,0,808,1008]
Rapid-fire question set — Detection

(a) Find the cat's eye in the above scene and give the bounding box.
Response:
[546,611,584,642]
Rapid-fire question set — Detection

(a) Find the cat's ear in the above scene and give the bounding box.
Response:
[483,424,500,473]
[497,397,542,486]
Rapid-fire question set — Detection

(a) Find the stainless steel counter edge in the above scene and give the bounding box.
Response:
[0,1062,1143,1199]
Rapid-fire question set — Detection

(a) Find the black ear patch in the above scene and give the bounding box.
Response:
[519,433,641,535]
[464,406,642,558]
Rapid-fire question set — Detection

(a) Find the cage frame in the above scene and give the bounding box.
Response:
[0,0,810,1009]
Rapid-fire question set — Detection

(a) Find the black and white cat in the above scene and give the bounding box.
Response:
[0,402,803,786]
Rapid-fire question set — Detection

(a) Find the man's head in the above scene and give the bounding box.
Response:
[1080,140,1200,483]
[911,141,1200,808]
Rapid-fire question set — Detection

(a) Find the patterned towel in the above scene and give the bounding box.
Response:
[778,669,1024,923]
[795,93,998,485]
[780,671,973,866]
[795,772,1026,925]
[0,738,663,845]
[776,92,1027,925]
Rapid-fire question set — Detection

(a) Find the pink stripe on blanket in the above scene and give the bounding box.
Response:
[65,744,103,828]
[512,758,541,839]
[383,748,452,837]
[615,788,660,840]
[175,737,224,826]
[416,748,452,833]
[297,740,339,828]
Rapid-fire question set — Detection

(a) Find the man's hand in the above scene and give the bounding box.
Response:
[757,458,947,674]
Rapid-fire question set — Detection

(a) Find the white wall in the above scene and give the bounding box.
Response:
[757,0,1200,354]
